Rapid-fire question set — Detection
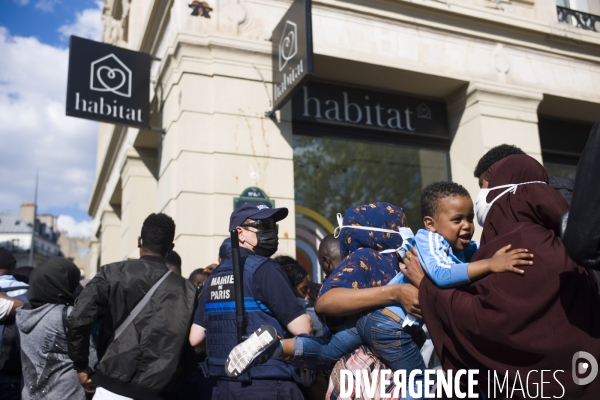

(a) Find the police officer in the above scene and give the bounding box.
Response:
[189,203,312,399]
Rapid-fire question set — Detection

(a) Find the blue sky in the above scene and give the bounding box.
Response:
[0,0,99,47]
[0,0,103,236]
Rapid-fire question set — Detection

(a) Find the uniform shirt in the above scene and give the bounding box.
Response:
[194,248,305,328]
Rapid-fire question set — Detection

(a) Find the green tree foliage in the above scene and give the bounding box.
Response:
[293,135,447,230]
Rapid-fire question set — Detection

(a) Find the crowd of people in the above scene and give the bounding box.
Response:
[1,130,600,400]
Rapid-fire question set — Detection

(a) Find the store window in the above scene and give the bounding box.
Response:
[294,135,448,231]
[291,82,450,280]
[539,117,592,180]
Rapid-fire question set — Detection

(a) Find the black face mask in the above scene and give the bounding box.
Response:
[253,228,279,257]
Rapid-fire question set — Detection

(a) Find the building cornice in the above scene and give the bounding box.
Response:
[313,0,600,62]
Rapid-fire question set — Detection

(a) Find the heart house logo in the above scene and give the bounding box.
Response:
[90,54,132,98]
[278,20,298,72]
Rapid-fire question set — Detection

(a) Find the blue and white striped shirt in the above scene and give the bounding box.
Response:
[385,229,479,324]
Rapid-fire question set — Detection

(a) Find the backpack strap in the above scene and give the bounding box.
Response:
[112,270,172,342]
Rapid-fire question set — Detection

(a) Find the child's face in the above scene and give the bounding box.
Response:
[424,196,475,251]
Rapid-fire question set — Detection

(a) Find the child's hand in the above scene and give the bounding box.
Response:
[490,244,533,275]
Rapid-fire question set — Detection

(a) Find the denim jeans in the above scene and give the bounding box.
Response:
[296,309,426,399]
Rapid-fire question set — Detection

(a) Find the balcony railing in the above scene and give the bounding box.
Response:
[557,6,600,32]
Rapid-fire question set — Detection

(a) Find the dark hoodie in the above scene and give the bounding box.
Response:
[16,257,96,400]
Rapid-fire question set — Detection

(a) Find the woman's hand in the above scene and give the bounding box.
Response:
[401,248,425,289]
[390,283,422,319]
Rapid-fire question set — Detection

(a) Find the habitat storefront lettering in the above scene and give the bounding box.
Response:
[291,82,449,137]
[301,86,416,131]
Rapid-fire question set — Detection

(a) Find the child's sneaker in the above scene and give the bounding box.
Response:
[225,325,279,378]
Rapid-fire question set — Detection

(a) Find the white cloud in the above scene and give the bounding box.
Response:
[12,0,30,5]
[58,1,104,41]
[57,214,93,238]
[0,27,98,228]
[34,0,60,13]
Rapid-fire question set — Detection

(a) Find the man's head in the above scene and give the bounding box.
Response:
[218,237,231,264]
[165,250,182,275]
[188,268,207,288]
[474,144,525,188]
[278,261,309,300]
[421,182,475,251]
[0,247,17,275]
[318,234,341,278]
[229,203,288,257]
[138,213,176,259]
[204,263,218,276]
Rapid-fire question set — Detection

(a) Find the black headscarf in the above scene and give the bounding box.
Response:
[0,247,16,271]
[27,257,81,309]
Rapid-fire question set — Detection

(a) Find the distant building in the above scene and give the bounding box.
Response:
[58,234,93,278]
[0,204,94,277]
[0,203,60,268]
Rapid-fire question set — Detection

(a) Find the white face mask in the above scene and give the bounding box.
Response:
[476,181,546,227]
[334,213,415,256]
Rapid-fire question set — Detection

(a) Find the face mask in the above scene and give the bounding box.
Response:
[253,228,279,257]
[296,297,309,309]
[476,181,546,227]
[334,213,415,257]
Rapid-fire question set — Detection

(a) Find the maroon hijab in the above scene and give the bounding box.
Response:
[481,155,566,244]
[420,155,600,399]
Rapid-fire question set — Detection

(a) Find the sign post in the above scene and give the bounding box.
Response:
[66,36,152,129]
[233,187,275,210]
[270,0,314,114]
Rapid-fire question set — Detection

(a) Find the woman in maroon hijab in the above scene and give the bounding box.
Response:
[407,154,600,399]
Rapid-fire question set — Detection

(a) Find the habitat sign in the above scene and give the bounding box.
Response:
[271,0,314,111]
[66,36,152,128]
[292,82,449,138]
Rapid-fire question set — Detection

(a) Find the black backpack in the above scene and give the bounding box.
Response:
[0,286,28,373]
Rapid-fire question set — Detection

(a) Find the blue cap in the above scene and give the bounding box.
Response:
[229,203,288,231]
[219,238,232,260]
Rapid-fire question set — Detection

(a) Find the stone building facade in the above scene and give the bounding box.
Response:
[88,0,600,279]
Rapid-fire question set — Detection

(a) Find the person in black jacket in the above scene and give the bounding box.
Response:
[66,213,197,400]
[562,120,600,270]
